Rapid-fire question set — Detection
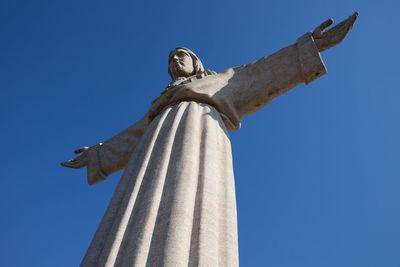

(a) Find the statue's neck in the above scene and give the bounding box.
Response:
[167,70,216,91]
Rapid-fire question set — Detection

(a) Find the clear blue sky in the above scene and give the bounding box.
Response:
[1,0,399,266]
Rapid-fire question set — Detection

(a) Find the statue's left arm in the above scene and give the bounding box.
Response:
[216,13,357,120]
[61,114,148,185]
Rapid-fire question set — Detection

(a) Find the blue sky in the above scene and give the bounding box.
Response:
[1,0,399,266]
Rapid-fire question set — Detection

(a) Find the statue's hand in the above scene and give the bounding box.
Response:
[313,12,358,52]
[61,146,90,169]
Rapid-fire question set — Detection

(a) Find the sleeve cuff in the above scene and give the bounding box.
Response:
[297,32,327,85]
[86,143,108,185]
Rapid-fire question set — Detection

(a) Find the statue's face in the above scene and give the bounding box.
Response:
[169,49,194,79]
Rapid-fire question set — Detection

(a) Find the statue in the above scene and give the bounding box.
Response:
[62,13,358,267]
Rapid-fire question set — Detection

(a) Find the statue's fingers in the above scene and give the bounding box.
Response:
[331,12,358,33]
[61,159,84,168]
[327,13,358,44]
[62,151,87,167]
[320,18,334,30]
[314,13,358,52]
[316,18,334,32]
[348,12,358,28]
[313,18,334,38]
[74,146,89,154]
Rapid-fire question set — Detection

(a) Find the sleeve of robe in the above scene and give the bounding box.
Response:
[85,114,148,185]
[214,32,327,122]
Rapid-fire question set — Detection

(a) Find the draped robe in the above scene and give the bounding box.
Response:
[81,33,327,267]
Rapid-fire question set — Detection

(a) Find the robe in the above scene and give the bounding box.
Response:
[81,32,327,267]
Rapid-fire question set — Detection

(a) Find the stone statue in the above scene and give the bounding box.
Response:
[62,13,358,267]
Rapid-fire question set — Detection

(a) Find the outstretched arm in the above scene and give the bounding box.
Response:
[61,114,148,185]
[213,12,358,121]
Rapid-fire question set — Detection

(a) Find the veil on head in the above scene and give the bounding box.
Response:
[168,47,205,81]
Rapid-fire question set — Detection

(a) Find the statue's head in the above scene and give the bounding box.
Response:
[168,47,204,81]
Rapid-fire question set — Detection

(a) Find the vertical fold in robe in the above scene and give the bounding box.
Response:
[81,101,238,267]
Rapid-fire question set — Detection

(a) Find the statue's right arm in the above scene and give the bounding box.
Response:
[61,114,148,185]
[212,13,357,122]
